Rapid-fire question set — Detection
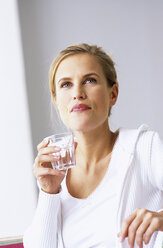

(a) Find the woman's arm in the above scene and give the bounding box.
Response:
[23,138,66,248]
[23,190,61,248]
[118,129,163,247]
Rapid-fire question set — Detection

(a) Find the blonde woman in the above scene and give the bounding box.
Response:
[23,44,163,248]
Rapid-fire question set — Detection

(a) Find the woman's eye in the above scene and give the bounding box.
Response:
[60,82,71,88]
[85,78,97,84]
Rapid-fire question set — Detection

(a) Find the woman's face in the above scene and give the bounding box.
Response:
[54,53,118,132]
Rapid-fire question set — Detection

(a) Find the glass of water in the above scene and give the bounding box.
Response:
[45,132,76,170]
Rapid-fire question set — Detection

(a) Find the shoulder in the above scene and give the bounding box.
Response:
[118,124,156,154]
[118,124,163,189]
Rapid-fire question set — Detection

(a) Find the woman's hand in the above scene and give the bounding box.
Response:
[33,139,66,194]
[118,208,163,248]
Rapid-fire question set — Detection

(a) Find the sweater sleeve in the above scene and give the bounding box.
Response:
[23,190,61,248]
[149,131,163,191]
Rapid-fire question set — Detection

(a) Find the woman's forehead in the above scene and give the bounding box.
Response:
[55,53,104,80]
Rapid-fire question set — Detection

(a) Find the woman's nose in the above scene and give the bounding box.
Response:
[72,86,86,100]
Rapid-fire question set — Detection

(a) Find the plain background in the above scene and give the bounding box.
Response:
[0,0,163,238]
[0,0,37,237]
[18,0,163,157]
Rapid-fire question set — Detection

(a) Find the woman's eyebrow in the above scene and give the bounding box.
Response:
[57,72,100,84]
[82,72,100,79]
[57,77,71,84]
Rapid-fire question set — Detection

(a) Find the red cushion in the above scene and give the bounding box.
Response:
[0,243,23,247]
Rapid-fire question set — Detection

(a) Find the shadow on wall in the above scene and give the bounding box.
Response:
[17,1,64,157]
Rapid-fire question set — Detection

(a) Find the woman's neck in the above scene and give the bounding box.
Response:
[74,122,118,171]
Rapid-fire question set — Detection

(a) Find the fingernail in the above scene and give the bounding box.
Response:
[53,147,60,151]
[53,155,60,159]
[60,171,66,175]
[118,236,123,242]
[144,236,148,244]
[43,138,48,143]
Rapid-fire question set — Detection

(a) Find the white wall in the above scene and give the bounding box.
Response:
[18,0,163,140]
[0,0,37,237]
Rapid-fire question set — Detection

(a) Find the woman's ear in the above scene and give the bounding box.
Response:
[110,83,119,106]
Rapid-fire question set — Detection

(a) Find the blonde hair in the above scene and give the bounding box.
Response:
[49,43,118,99]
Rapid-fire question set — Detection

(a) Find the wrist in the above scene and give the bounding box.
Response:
[41,186,62,194]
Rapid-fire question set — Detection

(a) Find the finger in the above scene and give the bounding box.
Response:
[34,154,60,167]
[127,217,142,247]
[120,211,137,242]
[134,222,150,248]
[38,146,60,156]
[135,211,155,247]
[127,209,149,247]
[144,217,160,244]
[35,167,66,178]
[127,210,147,247]
[37,139,50,151]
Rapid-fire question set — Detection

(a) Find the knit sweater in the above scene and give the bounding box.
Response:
[23,124,163,248]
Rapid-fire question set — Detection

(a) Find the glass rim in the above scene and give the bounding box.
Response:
[46,132,74,140]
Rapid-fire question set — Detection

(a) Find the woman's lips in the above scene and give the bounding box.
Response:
[71,104,91,112]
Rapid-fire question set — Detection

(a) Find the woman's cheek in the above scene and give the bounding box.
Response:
[57,104,70,125]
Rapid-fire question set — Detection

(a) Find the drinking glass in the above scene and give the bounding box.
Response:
[45,132,76,170]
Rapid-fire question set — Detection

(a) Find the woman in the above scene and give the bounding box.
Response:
[23,44,163,248]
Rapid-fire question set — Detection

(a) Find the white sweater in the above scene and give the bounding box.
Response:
[60,142,121,247]
[23,124,163,248]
